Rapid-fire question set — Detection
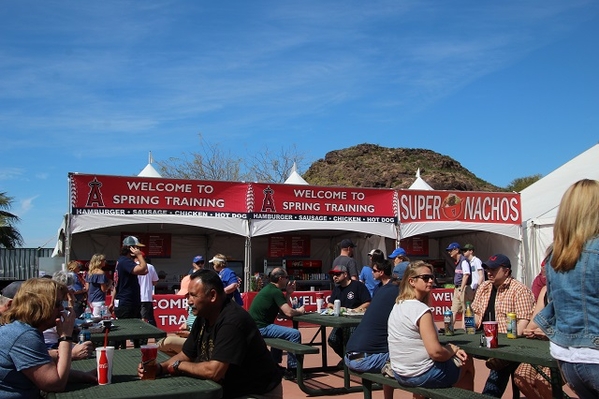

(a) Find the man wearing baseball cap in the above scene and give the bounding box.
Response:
[110,236,148,323]
[331,239,359,280]
[471,254,535,397]
[447,242,472,332]
[327,265,371,364]
[388,247,409,279]
[462,244,485,292]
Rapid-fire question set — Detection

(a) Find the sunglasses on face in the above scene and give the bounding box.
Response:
[413,274,435,282]
[331,272,344,277]
[372,269,381,273]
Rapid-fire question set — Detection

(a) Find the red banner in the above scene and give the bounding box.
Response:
[70,173,249,217]
[153,294,188,332]
[250,183,397,223]
[398,190,521,225]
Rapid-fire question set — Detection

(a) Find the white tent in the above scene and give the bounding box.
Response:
[409,169,434,190]
[520,143,599,286]
[284,163,309,185]
[138,152,162,178]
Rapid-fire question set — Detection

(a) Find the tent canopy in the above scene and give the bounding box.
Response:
[520,143,599,285]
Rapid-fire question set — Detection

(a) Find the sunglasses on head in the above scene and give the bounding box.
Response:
[413,274,435,282]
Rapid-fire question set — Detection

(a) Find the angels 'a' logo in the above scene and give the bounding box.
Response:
[260,186,276,213]
[86,177,105,208]
[346,291,355,300]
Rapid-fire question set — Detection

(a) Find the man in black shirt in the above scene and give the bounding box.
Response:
[327,265,371,362]
[139,269,282,399]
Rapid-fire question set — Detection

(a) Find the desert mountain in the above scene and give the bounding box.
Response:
[303,144,503,192]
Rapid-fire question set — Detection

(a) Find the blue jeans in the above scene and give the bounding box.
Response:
[328,327,356,358]
[344,352,388,373]
[558,361,599,398]
[482,362,519,397]
[393,360,460,388]
[259,324,301,369]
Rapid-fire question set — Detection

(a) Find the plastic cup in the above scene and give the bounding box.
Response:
[482,321,499,348]
[316,298,324,313]
[92,301,105,317]
[140,344,159,380]
[96,346,114,385]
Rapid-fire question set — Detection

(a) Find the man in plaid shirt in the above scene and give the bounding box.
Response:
[471,254,535,397]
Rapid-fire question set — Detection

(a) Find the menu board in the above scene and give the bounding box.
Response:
[268,235,311,258]
[400,235,429,256]
[121,233,172,258]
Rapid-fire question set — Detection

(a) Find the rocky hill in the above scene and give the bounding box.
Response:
[303,144,503,191]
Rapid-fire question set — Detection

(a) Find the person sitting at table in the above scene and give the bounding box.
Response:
[387,261,474,391]
[344,258,398,399]
[327,264,371,364]
[249,267,306,380]
[138,269,282,399]
[513,285,565,399]
[535,179,599,398]
[158,273,198,357]
[471,254,535,398]
[0,278,96,398]
[0,281,23,316]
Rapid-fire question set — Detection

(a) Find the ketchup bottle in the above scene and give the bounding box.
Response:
[98,349,109,384]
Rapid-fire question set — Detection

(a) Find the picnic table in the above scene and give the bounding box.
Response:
[45,349,222,399]
[89,319,167,348]
[291,312,363,395]
[438,331,564,399]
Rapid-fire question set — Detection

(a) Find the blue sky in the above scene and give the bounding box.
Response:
[1,1,598,248]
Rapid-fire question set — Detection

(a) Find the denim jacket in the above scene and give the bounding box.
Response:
[535,236,599,349]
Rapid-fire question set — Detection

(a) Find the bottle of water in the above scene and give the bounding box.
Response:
[83,305,92,321]
[464,301,476,334]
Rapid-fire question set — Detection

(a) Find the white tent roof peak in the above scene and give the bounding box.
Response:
[409,168,434,190]
[138,151,162,178]
[284,162,309,185]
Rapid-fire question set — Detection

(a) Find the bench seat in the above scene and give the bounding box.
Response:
[350,370,495,399]
[263,338,319,355]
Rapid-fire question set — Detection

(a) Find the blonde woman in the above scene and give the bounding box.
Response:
[85,254,109,306]
[388,261,474,391]
[209,254,243,305]
[535,179,599,398]
[0,278,95,397]
[67,261,88,317]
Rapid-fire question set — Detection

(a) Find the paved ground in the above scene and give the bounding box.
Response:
[280,326,579,399]
[150,324,578,399]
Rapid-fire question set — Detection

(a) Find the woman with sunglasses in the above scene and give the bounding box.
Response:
[387,261,474,391]
[0,278,95,398]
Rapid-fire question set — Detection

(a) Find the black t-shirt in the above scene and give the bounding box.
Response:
[346,282,399,354]
[182,300,281,399]
[329,280,372,309]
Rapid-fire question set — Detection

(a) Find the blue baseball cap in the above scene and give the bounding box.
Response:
[445,242,461,251]
[193,255,204,264]
[388,247,406,259]
[483,254,512,269]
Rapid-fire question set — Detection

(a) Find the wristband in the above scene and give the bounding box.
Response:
[58,336,73,343]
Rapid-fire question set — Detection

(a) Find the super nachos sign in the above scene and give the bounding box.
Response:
[398,190,521,224]
[249,182,397,223]
[70,173,249,217]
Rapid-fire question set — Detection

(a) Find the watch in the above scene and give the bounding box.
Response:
[57,336,73,343]
[168,360,182,375]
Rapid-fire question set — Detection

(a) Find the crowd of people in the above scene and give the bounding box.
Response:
[2,178,598,399]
